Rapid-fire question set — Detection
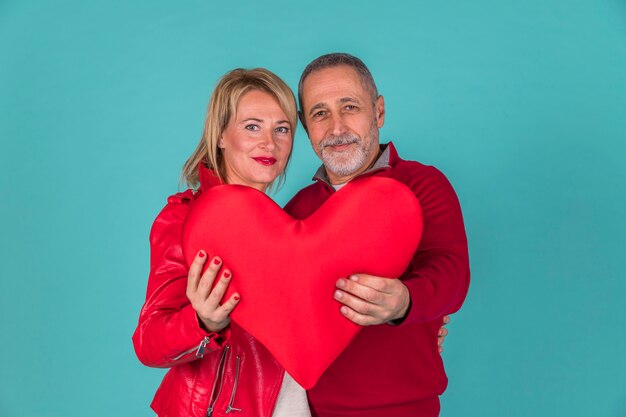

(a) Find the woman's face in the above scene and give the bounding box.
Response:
[220,90,293,192]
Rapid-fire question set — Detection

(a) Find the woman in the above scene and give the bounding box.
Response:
[133,68,449,417]
[133,68,309,417]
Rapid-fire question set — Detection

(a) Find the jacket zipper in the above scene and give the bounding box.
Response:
[171,336,211,362]
[225,355,242,414]
[206,345,230,417]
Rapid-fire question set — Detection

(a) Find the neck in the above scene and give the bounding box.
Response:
[224,176,269,193]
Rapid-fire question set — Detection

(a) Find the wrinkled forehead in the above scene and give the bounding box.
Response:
[301,66,376,108]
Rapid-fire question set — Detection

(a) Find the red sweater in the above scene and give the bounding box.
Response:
[284,143,470,417]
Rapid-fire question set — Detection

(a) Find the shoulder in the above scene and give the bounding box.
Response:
[150,189,200,242]
[166,189,197,205]
[384,159,464,218]
[391,159,456,195]
[390,161,466,246]
[284,182,329,218]
[287,182,322,202]
[158,189,198,222]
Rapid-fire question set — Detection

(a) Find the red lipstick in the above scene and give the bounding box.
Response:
[252,157,277,166]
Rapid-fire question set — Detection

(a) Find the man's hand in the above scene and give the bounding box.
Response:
[334,274,410,326]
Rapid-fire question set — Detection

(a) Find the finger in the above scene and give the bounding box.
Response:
[339,304,380,326]
[443,315,451,325]
[346,274,390,293]
[336,278,384,305]
[205,269,233,310]
[438,328,448,349]
[334,289,382,318]
[215,293,241,318]
[187,250,207,295]
[196,257,222,300]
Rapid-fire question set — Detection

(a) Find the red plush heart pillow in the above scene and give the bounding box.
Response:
[182,177,422,389]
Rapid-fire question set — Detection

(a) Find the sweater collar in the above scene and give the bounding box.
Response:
[312,142,399,187]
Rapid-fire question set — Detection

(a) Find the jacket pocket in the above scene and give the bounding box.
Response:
[207,345,230,417]
[225,354,242,414]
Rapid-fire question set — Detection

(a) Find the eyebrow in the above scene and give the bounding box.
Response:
[339,96,360,104]
[307,97,361,116]
[307,103,327,117]
[240,117,291,125]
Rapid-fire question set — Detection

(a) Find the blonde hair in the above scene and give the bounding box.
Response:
[181,68,297,191]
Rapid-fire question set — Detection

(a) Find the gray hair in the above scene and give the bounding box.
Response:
[297,53,379,113]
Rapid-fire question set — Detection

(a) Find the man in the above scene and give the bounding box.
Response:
[284,53,470,417]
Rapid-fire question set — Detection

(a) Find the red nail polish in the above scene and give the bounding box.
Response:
[224,271,231,278]
[198,251,205,258]
[213,258,220,265]
[234,295,240,301]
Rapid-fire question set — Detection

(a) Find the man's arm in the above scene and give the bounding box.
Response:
[334,166,470,325]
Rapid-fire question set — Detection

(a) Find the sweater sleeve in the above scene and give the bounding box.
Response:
[132,191,228,367]
[399,166,470,324]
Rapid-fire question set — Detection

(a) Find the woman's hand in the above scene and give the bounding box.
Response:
[438,315,450,353]
[186,251,240,332]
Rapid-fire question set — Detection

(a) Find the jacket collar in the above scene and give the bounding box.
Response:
[312,142,399,187]
[198,163,223,192]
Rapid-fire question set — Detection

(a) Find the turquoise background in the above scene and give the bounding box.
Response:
[1,0,625,416]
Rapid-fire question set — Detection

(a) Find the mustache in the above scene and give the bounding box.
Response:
[319,134,361,150]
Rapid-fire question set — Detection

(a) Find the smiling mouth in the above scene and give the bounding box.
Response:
[252,157,277,166]
[326,143,354,152]
[321,136,359,153]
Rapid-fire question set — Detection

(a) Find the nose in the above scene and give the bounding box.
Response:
[259,129,276,151]
[329,114,348,137]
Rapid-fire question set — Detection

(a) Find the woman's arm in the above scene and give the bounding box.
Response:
[132,191,235,368]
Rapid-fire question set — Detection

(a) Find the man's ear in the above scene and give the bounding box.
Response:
[375,95,385,128]
[298,111,308,132]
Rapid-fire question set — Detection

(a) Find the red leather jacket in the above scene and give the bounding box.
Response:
[132,167,284,417]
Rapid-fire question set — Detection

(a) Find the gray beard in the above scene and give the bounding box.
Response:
[318,134,369,178]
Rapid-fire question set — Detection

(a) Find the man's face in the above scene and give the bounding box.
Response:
[300,65,385,184]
